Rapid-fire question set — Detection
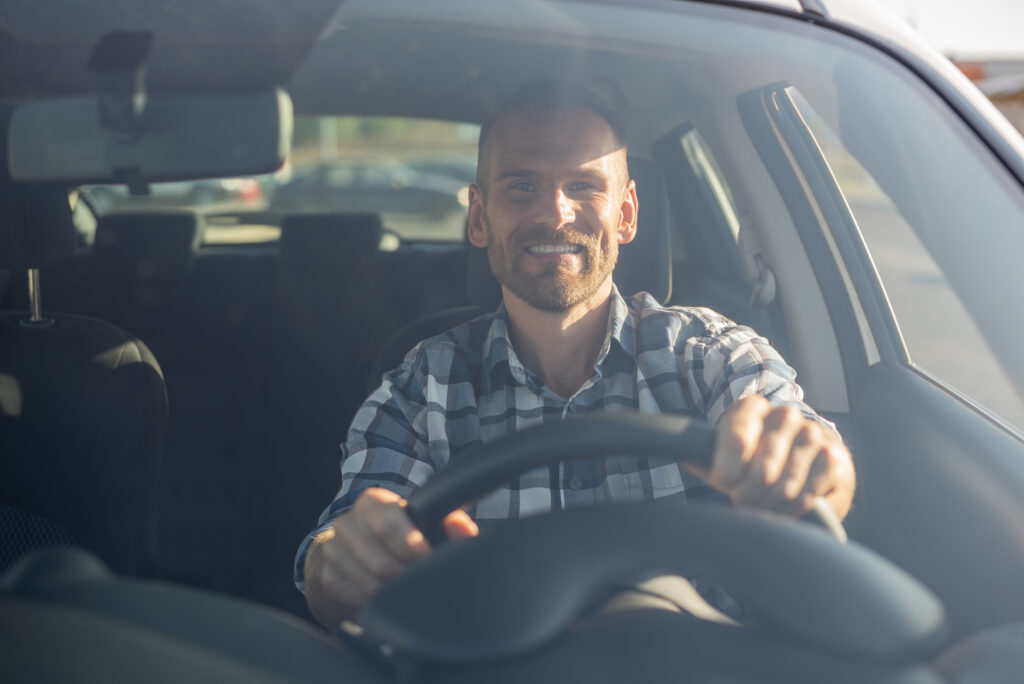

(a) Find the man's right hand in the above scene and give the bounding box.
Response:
[303,487,479,629]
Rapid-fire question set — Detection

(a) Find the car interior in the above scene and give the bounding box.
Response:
[3,0,1024,681]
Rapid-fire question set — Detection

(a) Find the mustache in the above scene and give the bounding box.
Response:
[512,225,597,249]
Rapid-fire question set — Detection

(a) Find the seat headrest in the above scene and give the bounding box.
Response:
[91,212,201,281]
[466,156,672,308]
[0,106,77,271]
[278,213,381,264]
[618,157,672,303]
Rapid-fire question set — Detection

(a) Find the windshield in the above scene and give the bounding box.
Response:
[79,116,478,245]
[65,0,1024,428]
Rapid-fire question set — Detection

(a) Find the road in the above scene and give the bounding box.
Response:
[852,200,1024,430]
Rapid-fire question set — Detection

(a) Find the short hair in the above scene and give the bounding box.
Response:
[476,80,627,188]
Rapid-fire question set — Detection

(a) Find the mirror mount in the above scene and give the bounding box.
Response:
[88,31,154,143]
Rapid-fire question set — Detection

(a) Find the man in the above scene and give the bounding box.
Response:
[297,82,855,630]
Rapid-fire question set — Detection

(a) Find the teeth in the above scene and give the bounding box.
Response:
[526,244,582,254]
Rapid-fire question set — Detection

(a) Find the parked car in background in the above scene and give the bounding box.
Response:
[269,156,468,236]
[3,0,1024,681]
[403,153,478,184]
[81,177,265,213]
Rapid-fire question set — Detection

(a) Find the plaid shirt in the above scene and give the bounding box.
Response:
[295,288,830,604]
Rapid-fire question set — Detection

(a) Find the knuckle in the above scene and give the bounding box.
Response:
[740,394,770,409]
[772,405,803,428]
[371,505,407,538]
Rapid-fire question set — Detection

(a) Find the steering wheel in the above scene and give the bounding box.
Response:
[357,413,948,675]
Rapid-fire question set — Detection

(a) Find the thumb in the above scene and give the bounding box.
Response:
[442,509,479,541]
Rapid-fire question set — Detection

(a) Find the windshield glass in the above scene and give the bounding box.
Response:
[79,116,478,246]
[66,0,1024,426]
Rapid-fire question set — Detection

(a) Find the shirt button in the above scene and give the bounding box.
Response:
[568,476,582,491]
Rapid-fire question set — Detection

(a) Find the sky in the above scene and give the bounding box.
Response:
[870,0,1024,59]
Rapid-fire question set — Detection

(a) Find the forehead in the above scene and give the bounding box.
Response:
[484,106,625,178]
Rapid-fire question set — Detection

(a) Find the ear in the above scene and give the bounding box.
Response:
[617,179,638,245]
[466,184,489,248]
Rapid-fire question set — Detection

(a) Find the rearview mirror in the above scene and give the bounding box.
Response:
[7,89,292,184]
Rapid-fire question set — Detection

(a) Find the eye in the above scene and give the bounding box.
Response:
[508,180,536,193]
[566,181,595,192]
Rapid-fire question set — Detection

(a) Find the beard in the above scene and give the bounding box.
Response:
[483,214,618,312]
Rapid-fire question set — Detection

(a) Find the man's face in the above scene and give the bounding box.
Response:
[467,106,637,312]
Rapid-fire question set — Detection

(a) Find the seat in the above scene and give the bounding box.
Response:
[48,211,202,361]
[51,210,273,601]
[0,176,168,576]
[261,212,402,614]
[366,156,673,389]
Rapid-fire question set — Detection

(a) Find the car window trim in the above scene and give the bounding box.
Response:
[653,123,747,284]
[769,85,908,363]
[738,82,881,402]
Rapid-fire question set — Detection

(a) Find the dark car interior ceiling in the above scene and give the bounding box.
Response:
[0,0,340,97]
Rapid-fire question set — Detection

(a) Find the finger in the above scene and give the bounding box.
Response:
[356,493,432,564]
[443,509,480,541]
[756,420,824,512]
[731,405,804,508]
[803,444,847,501]
[710,395,771,491]
[330,519,390,596]
[784,440,851,516]
[309,526,380,615]
[311,558,370,612]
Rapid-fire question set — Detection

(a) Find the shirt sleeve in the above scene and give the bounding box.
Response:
[293,348,436,593]
[682,310,835,432]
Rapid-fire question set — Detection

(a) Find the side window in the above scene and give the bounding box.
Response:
[789,92,1024,431]
[680,128,741,245]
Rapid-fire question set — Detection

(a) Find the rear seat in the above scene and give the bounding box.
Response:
[157,242,275,598]
[259,212,405,613]
[48,211,276,600]
[42,207,475,615]
[47,211,201,352]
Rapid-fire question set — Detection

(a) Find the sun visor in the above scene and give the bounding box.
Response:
[6,89,292,185]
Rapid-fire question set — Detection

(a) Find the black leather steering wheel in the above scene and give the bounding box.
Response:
[358,413,948,672]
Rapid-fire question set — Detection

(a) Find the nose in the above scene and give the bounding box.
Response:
[537,186,576,228]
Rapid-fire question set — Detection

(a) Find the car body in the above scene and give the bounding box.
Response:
[403,153,479,184]
[81,177,265,213]
[269,156,468,235]
[2,0,1024,681]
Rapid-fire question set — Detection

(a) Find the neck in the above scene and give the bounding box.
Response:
[502,279,614,399]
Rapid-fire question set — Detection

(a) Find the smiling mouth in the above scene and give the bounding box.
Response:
[525,244,584,255]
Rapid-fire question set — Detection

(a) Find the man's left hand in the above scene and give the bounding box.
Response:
[705,395,855,520]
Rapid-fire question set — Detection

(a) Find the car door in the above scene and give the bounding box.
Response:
[739,76,1024,644]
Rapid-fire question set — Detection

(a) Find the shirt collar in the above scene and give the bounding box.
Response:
[481,285,637,386]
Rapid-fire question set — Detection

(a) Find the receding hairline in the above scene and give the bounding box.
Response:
[475,82,628,191]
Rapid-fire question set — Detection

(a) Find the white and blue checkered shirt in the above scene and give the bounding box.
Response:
[295,287,831,609]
